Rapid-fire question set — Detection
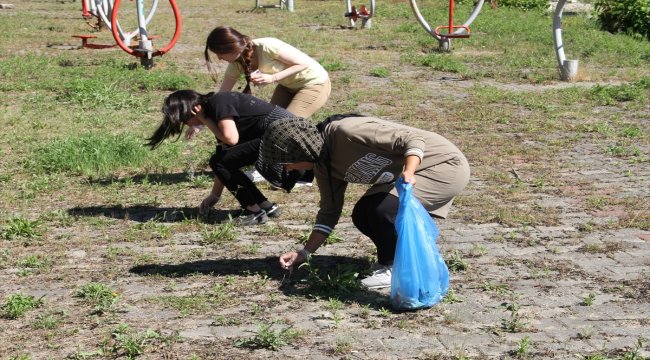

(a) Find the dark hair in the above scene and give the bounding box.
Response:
[146,90,215,149]
[204,26,255,94]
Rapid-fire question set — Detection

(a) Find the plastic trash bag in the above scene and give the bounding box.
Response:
[390,178,449,310]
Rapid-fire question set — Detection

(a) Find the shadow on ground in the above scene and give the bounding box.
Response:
[67,205,241,223]
[87,171,213,186]
[130,255,392,309]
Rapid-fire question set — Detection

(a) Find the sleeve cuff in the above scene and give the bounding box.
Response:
[405,148,424,161]
[313,223,333,236]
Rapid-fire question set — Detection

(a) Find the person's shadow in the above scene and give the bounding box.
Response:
[67,204,238,224]
[71,171,238,223]
[129,255,391,310]
[88,171,212,187]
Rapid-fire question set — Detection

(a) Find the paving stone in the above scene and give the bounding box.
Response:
[587,336,649,357]
[504,246,549,256]
[436,333,500,353]
[606,265,649,281]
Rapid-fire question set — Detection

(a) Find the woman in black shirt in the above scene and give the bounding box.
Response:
[147,90,295,225]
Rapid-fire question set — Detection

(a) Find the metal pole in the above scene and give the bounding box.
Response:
[553,0,579,81]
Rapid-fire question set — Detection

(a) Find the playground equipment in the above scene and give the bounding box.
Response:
[344,0,375,29]
[253,0,294,12]
[409,0,484,51]
[553,0,579,81]
[76,0,181,69]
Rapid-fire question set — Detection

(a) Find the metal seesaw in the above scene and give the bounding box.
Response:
[410,0,484,51]
[74,0,181,69]
[344,0,375,29]
[111,0,182,69]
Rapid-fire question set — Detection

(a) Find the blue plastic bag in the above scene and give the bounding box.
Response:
[390,178,450,310]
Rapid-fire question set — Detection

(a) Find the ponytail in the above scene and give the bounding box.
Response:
[146,90,213,150]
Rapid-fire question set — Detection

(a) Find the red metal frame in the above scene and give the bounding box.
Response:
[81,0,91,18]
[345,4,370,22]
[72,34,117,49]
[110,0,182,58]
[434,0,471,38]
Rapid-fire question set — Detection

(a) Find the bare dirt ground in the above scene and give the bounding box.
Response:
[0,0,649,359]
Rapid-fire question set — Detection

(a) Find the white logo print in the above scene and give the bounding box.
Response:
[345,154,392,183]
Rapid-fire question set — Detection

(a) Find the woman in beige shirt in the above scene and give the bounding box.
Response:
[204,26,331,119]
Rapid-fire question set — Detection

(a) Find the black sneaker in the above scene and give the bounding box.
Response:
[232,209,268,226]
[262,203,281,218]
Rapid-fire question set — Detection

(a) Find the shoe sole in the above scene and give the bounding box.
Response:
[266,208,281,218]
[361,283,391,290]
[230,212,269,226]
[233,218,268,226]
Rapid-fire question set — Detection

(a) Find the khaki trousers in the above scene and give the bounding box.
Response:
[270,78,331,118]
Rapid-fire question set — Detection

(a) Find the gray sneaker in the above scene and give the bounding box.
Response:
[360,264,392,289]
[231,209,268,226]
[262,203,281,218]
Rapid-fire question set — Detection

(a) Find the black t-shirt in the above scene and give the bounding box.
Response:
[205,92,276,144]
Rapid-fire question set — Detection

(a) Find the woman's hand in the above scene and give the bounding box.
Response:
[250,71,276,86]
[401,170,417,185]
[279,250,306,270]
[185,125,203,140]
[199,193,220,215]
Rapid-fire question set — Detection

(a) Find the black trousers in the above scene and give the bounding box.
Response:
[209,139,267,208]
[351,192,400,266]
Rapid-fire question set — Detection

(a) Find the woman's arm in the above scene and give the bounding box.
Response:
[250,46,311,85]
[219,76,238,92]
[215,118,239,145]
[402,154,421,185]
[197,115,239,145]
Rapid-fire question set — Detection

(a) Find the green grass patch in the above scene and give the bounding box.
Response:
[408,53,468,74]
[590,82,648,105]
[25,133,183,178]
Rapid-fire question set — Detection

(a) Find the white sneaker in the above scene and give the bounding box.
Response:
[293,181,313,188]
[361,264,392,289]
[245,169,266,183]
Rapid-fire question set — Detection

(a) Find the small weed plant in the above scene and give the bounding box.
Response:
[445,250,468,272]
[202,222,237,245]
[235,322,302,351]
[442,288,465,304]
[32,309,66,330]
[298,259,361,296]
[501,303,526,333]
[332,335,354,355]
[582,293,596,306]
[1,217,42,240]
[75,282,119,315]
[108,323,174,359]
[1,293,44,319]
[514,335,531,358]
[369,67,389,78]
